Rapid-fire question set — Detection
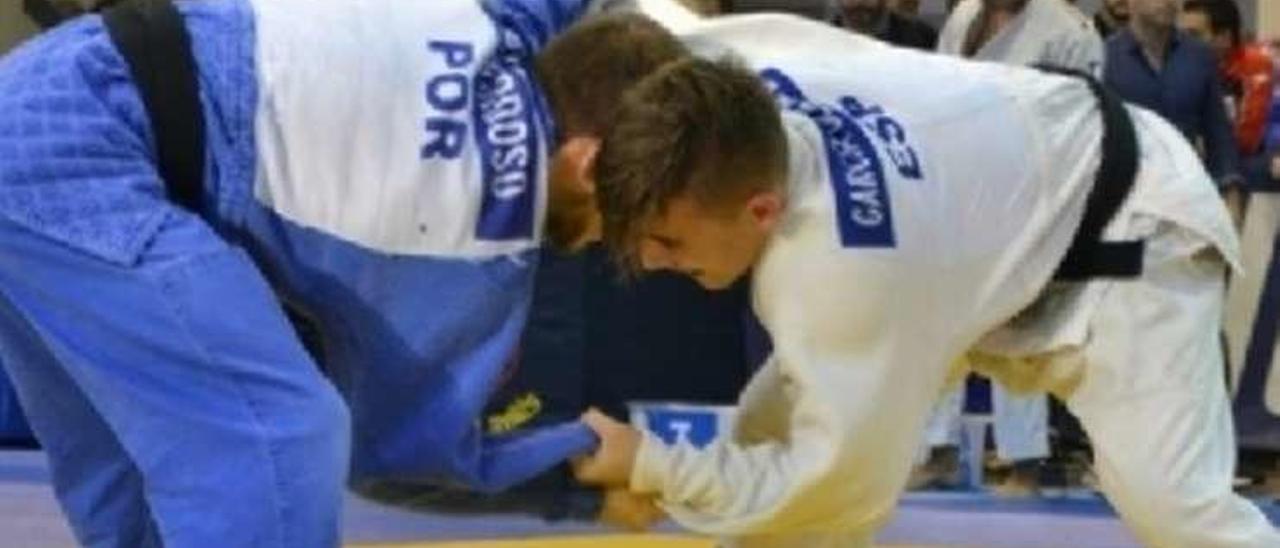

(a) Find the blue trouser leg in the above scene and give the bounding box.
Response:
[0,212,351,548]
[0,293,161,547]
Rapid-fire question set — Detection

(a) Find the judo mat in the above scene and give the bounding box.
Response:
[349,537,938,547]
[350,537,712,547]
[1,450,1277,547]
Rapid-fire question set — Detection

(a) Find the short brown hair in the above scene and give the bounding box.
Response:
[595,57,789,271]
[535,14,689,139]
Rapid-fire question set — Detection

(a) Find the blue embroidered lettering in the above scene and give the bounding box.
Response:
[492,170,527,200]
[428,41,474,69]
[488,122,527,148]
[474,56,540,240]
[426,74,469,112]
[493,145,528,172]
[422,40,476,160]
[849,188,884,226]
[421,118,467,159]
[762,68,897,248]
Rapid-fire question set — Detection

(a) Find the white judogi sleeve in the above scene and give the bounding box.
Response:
[937,0,1103,77]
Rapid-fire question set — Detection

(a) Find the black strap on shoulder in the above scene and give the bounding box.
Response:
[102,0,205,212]
[1037,65,1145,281]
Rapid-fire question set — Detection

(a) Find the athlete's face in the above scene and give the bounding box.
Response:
[1130,0,1180,29]
[634,189,784,290]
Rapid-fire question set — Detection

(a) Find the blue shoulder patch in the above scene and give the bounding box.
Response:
[467,0,591,241]
[481,0,593,52]
[761,68,898,249]
[473,57,541,241]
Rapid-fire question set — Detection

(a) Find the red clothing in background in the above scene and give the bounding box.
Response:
[1224,43,1276,154]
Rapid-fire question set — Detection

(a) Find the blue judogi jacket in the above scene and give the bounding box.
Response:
[0,0,599,492]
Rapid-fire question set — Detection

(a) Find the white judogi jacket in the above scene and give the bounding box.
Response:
[937,0,1104,76]
[632,14,1239,543]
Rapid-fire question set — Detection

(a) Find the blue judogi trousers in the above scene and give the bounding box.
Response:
[0,7,351,546]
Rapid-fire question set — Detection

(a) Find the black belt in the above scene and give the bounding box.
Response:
[101,0,205,213]
[1039,66,1145,281]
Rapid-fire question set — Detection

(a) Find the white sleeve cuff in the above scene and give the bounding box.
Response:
[629,430,670,495]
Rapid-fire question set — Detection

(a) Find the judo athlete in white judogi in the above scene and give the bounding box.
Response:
[571,13,1280,548]
[939,0,1104,75]
[929,0,1106,476]
[0,0,696,545]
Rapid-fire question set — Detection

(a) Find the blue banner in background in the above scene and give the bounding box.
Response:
[642,408,721,449]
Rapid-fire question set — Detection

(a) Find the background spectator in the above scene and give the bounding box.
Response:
[1094,0,1131,38]
[1181,0,1274,168]
[890,0,924,16]
[1105,0,1243,188]
[939,0,1103,75]
[1265,40,1280,186]
[835,0,939,49]
[729,0,836,20]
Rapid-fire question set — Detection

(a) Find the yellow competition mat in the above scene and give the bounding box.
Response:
[350,536,945,547]
[350,535,710,547]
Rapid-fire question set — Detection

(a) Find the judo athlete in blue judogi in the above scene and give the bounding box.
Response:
[0,0,696,545]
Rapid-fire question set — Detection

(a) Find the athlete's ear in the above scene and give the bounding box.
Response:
[745,189,784,232]
[560,136,601,196]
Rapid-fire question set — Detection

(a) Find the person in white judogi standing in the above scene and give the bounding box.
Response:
[921,0,1107,491]
[571,12,1280,548]
[938,0,1104,73]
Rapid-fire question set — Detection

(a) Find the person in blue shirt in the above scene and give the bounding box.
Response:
[0,0,692,546]
[1103,0,1242,188]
